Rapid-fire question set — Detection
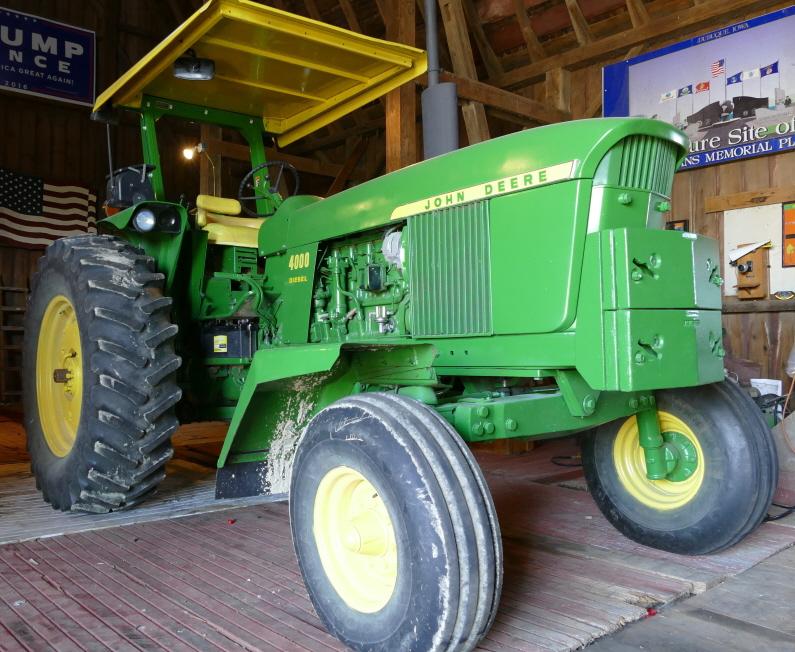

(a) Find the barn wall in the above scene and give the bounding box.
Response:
[0,0,199,279]
[669,153,795,385]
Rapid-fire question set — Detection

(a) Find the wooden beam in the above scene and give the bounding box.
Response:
[424,72,571,123]
[461,0,503,79]
[205,138,351,179]
[439,0,490,143]
[564,0,593,45]
[327,138,369,195]
[493,0,787,89]
[704,185,795,213]
[580,93,603,119]
[545,68,571,114]
[386,0,417,171]
[339,0,363,33]
[512,0,546,63]
[626,0,651,27]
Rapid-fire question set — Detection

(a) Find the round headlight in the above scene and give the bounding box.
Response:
[133,208,157,232]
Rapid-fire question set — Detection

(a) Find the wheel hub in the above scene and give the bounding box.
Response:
[313,465,397,613]
[613,411,705,511]
[36,295,83,458]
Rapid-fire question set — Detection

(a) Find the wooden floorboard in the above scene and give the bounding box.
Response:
[588,547,795,651]
[1,429,794,651]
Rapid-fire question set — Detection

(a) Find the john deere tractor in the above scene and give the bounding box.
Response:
[23,1,777,650]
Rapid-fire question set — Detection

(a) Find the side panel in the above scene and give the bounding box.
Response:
[490,180,590,334]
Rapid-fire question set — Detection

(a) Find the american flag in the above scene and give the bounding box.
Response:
[711,59,726,77]
[0,168,96,249]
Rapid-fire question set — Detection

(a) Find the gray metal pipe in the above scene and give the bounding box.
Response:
[421,0,458,158]
[425,0,440,86]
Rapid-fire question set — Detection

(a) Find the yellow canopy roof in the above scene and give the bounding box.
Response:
[93,0,427,146]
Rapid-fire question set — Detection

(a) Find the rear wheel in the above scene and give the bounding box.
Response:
[23,235,182,512]
[290,393,501,652]
[583,381,776,554]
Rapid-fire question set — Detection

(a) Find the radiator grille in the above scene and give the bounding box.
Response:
[617,135,679,196]
[407,201,492,337]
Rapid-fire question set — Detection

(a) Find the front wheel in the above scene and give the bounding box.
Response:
[583,381,777,555]
[290,393,502,652]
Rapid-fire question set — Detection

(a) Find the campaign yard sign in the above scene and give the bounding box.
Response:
[603,6,795,170]
[0,6,95,106]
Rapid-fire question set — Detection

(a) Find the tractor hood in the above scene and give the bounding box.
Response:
[93,0,427,146]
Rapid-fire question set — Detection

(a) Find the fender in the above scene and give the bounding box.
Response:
[216,342,438,497]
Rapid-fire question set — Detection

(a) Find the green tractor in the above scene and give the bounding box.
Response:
[24,1,777,650]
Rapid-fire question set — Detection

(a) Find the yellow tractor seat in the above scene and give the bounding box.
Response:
[195,194,266,248]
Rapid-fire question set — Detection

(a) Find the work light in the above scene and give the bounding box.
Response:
[132,208,157,232]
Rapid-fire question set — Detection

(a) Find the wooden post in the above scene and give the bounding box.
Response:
[545,68,571,114]
[386,0,417,172]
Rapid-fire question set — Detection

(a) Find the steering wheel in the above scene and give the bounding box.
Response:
[238,161,300,217]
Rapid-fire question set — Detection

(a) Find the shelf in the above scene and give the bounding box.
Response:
[722,299,795,314]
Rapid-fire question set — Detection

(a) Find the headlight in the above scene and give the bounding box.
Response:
[133,208,157,232]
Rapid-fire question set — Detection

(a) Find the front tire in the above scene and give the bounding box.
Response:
[583,381,777,555]
[290,393,501,652]
[23,235,182,512]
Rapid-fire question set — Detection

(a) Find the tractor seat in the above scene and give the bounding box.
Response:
[195,194,267,248]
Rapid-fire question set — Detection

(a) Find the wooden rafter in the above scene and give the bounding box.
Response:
[419,72,571,123]
[338,0,362,32]
[564,0,593,45]
[513,0,546,63]
[625,0,650,27]
[327,138,369,195]
[461,0,503,78]
[205,138,358,179]
[439,0,490,143]
[493,0,788,88]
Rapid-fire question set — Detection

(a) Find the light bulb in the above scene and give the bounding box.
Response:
[182,147,195,160]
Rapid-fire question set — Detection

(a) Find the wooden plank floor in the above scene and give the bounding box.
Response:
[587,546,795,651]
[1,429,795,650]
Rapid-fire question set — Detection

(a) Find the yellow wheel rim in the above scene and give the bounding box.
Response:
[313,466,398,613]
[36,295,83,457]
[613,411,705,511]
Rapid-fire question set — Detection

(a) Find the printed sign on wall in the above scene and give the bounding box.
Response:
[0,6,95,106]
[604,6,795,170]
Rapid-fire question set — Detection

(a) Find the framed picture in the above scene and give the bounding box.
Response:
[666,219,690,232]
[783,202,795,267]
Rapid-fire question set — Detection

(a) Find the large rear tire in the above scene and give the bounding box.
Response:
[23,235,182,512]
[583,380,776,554]
[290,393,501,652]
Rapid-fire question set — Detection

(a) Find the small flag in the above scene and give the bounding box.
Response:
[742,68,760,80]
[761,61,779,77]
[695,81,710,93]
[711,59,725,77]
[659,89,677,102]
[678,85,692,97]
[727,72,742,85]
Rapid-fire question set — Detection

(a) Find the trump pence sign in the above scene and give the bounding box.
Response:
[0,6,95,106]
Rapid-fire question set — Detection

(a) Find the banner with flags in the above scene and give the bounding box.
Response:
[604,5,795,169]
[0,168,96,249]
